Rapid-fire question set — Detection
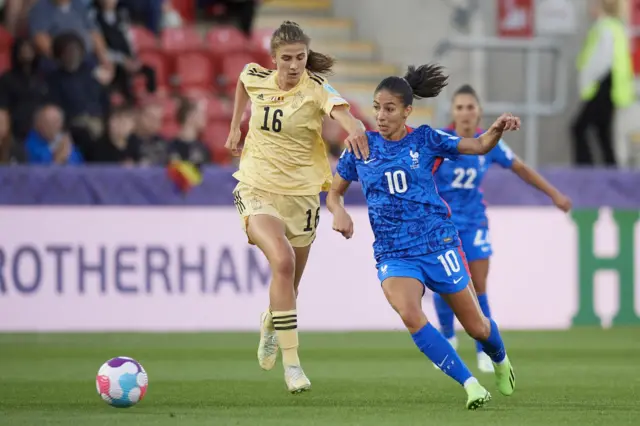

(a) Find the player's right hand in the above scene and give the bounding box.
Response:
[490,113,521,134]
[332,209,354,239]
[224,127,242,156]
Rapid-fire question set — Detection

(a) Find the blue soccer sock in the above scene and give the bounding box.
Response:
[478,319,507,363]
[433,293,455,339]
[411,322,474,386]
[475,293,492,353]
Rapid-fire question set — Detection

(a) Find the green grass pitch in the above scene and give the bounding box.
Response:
[1,328,639,426]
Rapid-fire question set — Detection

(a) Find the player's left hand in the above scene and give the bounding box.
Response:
[332,209,354,239]
[344,128,369,160]
[552,193,572,212]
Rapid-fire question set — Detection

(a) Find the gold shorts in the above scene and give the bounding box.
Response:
[232,182,320,248]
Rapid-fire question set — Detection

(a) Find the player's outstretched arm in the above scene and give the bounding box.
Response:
[457,113,520,155]
[326,174,354,239]
[510,159,572,212]
[330,105,369,160]
[224,79,250,156]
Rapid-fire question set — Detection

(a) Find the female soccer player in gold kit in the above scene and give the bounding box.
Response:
[225,21,368,393]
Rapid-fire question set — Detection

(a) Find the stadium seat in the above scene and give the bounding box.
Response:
[161,27,203,53]
[222,52,256,96]
[203,122,232,164]
[137,50,170,92]
[205,25,252,56]
[175,51,215,92]
[181,91,233,123]
[129,26,158,52]
[251,28,273,53]
[161,120,180,140]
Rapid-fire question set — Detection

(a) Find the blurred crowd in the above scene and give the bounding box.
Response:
[0,0,296,167]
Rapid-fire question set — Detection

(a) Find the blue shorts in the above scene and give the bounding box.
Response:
[459,227,493,262]
[377,246,471,295]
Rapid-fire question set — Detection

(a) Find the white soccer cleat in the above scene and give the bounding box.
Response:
[434,336,459,369]
[284,365,311,393]
[477,352,495,373]
[258,311,279,371]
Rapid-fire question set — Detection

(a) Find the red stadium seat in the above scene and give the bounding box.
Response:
[174,51,215,91]
[161,120,180,140]
[161,27,203,53]
[181,91,232,122]
[203,123,231,164]
[205,26,252,55]
[222,52,256,96]
[129,26,158,51]
[137,50,170,92]
[251,28,273,53]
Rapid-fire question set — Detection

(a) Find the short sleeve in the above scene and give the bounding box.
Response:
[423,127,461,160]
[487,139,515,168]
[239,62,256,85]
[336,148,359,182]
[317,81,349,116]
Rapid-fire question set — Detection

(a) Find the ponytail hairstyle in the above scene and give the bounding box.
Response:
[374,64,449,107]
[270,20,335,75]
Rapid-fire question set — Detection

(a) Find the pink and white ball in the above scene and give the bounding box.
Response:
[96,356,148,407]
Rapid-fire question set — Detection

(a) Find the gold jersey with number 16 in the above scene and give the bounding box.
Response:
[232,62,350,196]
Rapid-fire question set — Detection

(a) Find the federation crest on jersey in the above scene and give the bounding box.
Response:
[292,91,305,108]
[410,150,420,169]
[478,155,486,168]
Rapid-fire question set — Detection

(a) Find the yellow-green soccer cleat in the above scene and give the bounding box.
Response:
[493,355,515,396]
[257,311,279,371]
[284,365,311,394]
[465,381,491,410]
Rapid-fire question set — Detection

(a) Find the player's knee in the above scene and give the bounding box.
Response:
[397,306,425,331]
[270,250,296,281]
[464,317,491,341]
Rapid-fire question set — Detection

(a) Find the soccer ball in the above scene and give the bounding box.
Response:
[96,356,148,408]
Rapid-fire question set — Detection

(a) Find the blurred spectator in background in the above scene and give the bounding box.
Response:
[0,38,49,142]
[4,0,37,36]
[199,0,256,36]
[0,109,24,164]
[131,100,168,165]
[29,0,112,69]
[120,0,163,35]
[161,0,183,30]
[91,0,156,104]
[168,96,209,164]
[572,0,635,167]
[25,104,83,164]
[88,104,139,163]
[46,32,112,157]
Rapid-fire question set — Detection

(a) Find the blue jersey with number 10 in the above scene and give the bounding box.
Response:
[336,125,463,264]
[433,129,515,231]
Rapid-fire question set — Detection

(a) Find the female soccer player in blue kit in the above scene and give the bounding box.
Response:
[326,65,519,410]
[432,85,572,373]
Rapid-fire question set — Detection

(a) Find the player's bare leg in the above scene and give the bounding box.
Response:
[468,259,494,373]
[442,284,515,396]
[247,215,310,393]
[292,245,312,298]
[382,277,490,410]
